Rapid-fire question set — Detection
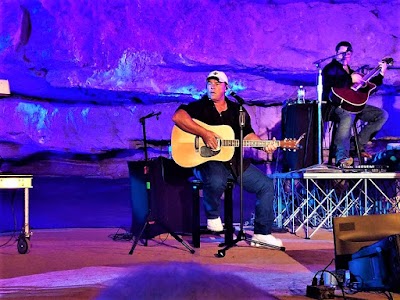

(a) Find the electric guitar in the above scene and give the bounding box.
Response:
[330,57,394,113]
[171,119,304,168]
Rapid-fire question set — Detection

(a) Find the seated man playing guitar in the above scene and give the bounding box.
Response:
[172,70,283,249]
[322,41,389,167]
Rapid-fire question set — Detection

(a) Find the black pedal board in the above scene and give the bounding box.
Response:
[342,164,389,173]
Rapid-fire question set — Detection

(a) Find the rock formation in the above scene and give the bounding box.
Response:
[0,0,399,177]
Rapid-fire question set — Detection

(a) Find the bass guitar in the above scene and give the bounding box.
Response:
[171,119,304,168]
[330,57,394,113]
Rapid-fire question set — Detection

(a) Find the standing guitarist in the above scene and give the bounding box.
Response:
[322,41,388,167]
[172,71,283,249]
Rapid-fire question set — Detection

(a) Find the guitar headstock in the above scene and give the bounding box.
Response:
[281,133,305,151]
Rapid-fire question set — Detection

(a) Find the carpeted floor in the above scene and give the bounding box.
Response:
[1,227,399,300]
[0,174,399,299]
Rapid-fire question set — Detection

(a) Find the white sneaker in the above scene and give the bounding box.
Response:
[250,234,283,248]
[207,217,223,232]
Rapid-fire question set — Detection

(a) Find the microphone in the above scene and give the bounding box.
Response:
[337,49,352,61]
[230,91,245,105]
[139,111,162,122]
[336,51,348,61]
[154,111,161,120]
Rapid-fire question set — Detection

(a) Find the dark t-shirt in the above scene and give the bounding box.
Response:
[178,95,255,177]
[322,59,383,103]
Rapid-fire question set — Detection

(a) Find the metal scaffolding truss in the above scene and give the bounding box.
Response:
[273,171,400,238]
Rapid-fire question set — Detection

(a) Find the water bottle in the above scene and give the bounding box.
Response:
[297,85,305,104]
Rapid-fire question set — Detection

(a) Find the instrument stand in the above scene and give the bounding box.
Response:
[216,96,284,258]
[129,112,195,255]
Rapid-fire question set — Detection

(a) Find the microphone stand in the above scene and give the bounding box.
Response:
[312,52,344,166]
[316,65,323,165]
[216,94,247,257]
[129,112,195,255]
[217,93,284,258]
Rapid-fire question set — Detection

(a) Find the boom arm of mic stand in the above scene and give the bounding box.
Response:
[312,52,346,65]
[139,111,161,123]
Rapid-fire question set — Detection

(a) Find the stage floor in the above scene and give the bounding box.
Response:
[1,227,399,299]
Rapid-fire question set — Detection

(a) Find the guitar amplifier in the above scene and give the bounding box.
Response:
[281,103,319,171]
[128,157,193,238]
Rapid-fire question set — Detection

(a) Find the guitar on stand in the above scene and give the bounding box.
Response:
[330,57,394,113]
[171,119,304,168]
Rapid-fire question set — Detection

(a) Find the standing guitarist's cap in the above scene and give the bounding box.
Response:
[207,71,229,85]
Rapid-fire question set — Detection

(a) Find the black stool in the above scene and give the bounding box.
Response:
[190,178,234,248]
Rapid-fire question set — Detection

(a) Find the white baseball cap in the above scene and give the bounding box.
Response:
[206,71,228,85]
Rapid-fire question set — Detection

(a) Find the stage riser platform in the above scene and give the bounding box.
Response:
[273,172,400,238]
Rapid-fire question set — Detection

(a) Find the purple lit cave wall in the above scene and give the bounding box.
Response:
[0,1,399,229]
[1,0,399,177]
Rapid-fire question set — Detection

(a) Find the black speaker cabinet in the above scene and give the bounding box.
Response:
[128,157,193,238]
[333,213,400,271]
[281,103,319,171]
[349,234,400,292]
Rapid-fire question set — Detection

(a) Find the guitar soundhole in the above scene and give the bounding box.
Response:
[200,146,220,157]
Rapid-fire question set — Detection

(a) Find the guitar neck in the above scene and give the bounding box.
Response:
[352,57,393,91]
[363,66,381,82]
[222,140,280,148]
[352,66,380,91]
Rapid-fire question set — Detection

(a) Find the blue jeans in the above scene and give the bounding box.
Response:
[332,105,388,162]
[194,162,274,235]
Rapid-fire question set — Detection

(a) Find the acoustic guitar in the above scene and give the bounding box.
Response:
[330,57,394,113]
[171,119,304,168]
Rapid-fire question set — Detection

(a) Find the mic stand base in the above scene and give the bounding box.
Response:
[215,229,285,258]
[129,215,195,255]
